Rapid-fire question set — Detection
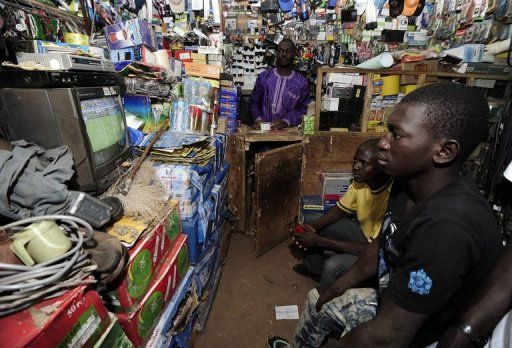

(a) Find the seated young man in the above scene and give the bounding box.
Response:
[269,83,503,348]
[293,138,392,286]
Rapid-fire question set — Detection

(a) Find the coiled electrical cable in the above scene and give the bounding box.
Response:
[0,215,97,316]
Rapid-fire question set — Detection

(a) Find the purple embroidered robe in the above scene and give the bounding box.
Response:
[249,68,309,127]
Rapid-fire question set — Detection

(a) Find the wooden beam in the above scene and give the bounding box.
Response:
[314,68,324,133]
[316,66,512,80]
[361,73,373,132]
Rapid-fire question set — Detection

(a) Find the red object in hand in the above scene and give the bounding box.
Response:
[293,224,305,234]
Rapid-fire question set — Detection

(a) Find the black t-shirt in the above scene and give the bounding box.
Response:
[377,177,502,347]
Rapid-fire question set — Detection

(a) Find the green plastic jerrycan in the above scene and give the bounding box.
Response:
[10,220,72,266]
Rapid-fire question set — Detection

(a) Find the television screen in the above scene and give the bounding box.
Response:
[81,96,126,166]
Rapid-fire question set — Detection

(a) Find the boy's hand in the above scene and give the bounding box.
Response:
[302,223,316,233]
[293,229,321,248]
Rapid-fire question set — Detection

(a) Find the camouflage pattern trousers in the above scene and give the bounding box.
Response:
[292,288,378,348]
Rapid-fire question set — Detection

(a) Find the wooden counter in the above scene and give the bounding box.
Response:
[226,129,302,255]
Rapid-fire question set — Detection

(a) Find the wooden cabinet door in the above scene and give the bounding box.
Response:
[253,142,302,255]
[226,135,246,234]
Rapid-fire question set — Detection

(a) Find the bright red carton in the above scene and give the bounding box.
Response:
[0,286,110,348]
[117,234,190,347]
[105,201,181,312]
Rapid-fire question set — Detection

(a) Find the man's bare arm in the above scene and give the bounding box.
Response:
[340,296,428,347]
[316,238,380,311]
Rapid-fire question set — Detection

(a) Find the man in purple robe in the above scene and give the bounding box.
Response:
[249,39,310,130]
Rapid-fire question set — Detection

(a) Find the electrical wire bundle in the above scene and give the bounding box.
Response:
[0,215,97,316]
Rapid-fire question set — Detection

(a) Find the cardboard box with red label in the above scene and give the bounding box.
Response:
[173,49,193,62]
[0,286,110,348]
[105,201,181,312]
[117,234,190,347]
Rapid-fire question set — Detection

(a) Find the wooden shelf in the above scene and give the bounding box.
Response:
[295,40,335,44]
[316,66,512,81]
[314,66,512,134]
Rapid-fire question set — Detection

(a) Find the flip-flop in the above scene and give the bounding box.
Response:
[267,336,290,348]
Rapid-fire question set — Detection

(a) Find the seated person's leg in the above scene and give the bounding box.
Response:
[320,218,366,243]
[300,217,364,280]
[301,253,325,280]
[320,253,359,286]
[300,212,328,279]
[292,288,377,348]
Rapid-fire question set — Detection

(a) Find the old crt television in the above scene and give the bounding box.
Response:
[0,86,130,192]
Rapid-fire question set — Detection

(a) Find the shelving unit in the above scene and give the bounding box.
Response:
[314,66,512,134]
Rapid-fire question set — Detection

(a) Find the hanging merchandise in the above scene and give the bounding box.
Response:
[297,0,310,21]
[169,0,185,13]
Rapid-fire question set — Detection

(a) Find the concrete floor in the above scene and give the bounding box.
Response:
[194,232,316,348]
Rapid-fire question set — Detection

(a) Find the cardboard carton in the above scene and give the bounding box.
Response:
[105,201,181,312]
[321,172,353,202]
[117,235,190,347]
[94,314,133,348]
[184,62,221,79]
[400,60,439,84]
[104,19,157,51]
[145,267,195,348]
[0,287,110,348]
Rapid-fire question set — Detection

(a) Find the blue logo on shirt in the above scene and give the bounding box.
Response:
[408,269,432,295]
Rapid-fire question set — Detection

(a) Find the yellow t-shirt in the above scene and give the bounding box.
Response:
[336,180,393,241]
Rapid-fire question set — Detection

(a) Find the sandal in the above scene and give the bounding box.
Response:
[267,335,290,348]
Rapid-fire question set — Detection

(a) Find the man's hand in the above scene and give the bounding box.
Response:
[271,120,288,130]
[254,120,262,130]
[293,229,321,248]
[316,284,340,312]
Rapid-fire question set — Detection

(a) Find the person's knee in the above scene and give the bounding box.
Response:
[321,255,358,285]
[329,254,357,272]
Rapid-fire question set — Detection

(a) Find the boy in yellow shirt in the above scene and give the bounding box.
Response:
[293,138,392,285]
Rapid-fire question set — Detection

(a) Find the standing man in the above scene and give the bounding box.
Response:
[249,39,310,130]
[268,83,503,348]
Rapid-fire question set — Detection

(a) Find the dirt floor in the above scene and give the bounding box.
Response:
[194,232,316,348]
